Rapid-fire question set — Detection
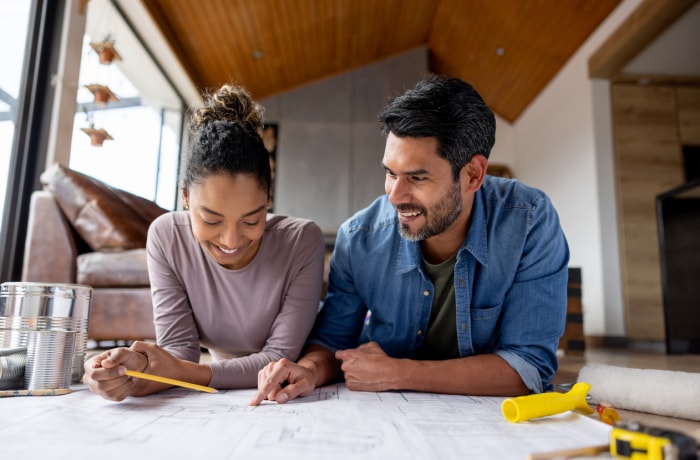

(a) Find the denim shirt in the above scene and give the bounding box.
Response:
[308,176,570,393]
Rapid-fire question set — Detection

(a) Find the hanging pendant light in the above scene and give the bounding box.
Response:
[85,83,118,106]
[89,37,122,65]
[80,126,114,147]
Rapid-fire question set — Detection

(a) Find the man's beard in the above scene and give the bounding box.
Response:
[397,182,462,242]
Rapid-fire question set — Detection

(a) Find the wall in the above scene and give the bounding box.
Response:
[520,0,699,340]
[262,47,518,234]
[514,0,644,337]
[261,47,429,233]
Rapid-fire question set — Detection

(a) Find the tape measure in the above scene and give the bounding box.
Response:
[611,422,698,460]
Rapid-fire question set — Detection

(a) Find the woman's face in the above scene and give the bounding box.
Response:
[184,172,269,270]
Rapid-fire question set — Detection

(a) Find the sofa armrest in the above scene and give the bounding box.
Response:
[21,191,77,283]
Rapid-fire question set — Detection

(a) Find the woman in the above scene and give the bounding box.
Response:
[83,84,325,401]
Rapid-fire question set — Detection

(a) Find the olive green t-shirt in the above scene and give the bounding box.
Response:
[416,252,460,360]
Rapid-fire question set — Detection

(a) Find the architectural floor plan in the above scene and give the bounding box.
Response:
[1,383,611,459]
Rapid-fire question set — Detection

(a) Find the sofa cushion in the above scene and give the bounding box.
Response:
[77,249,150,287]
[40,164,167,251]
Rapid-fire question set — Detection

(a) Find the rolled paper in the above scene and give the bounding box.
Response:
[502,381,594,423]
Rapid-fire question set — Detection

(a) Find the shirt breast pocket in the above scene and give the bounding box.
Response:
[469,303,503,352]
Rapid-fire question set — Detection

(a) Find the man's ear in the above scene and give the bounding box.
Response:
[461,155,488,192]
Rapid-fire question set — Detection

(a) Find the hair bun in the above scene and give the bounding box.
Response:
[191,83,264,131]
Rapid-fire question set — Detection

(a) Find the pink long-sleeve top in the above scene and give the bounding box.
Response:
[146,211,325,388]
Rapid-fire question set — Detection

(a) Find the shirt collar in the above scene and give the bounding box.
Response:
[463,187,488,267]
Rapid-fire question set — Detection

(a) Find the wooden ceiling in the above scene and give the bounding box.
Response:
[141,0,622,122]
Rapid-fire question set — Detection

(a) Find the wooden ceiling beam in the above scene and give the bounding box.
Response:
[588,0,697,78]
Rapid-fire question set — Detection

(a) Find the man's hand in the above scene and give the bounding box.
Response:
[249,358,316,406]
[335,341,400,392]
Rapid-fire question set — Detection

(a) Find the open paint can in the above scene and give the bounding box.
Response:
[0,282,92,385]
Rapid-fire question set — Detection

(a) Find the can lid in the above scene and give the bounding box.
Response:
[0,282,92,299]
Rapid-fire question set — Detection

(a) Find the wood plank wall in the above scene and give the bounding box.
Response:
[612,83,700,341]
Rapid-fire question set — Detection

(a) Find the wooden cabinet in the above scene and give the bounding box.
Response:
[611,83,700,341]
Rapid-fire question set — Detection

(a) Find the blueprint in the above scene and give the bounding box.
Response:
[0,384,611,459]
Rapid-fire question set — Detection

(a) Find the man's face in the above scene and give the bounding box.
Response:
[382,134,463,241]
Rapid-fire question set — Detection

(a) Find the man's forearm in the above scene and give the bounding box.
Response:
[297,344,342,388]
[396,353,530,396]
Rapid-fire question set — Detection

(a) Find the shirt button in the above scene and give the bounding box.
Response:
[423,290,429,296]
[417,330,423,336]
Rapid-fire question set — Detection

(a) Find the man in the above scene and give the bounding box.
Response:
[250,74,569,406]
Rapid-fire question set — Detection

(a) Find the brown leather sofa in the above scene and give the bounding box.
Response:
[21,164,167,343]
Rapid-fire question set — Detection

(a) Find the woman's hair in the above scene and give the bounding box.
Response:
[182,84,272,196]
[378,74,495,181]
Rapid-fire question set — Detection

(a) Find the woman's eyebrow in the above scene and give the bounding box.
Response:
[197,204,266,218]
[242,205,267,218]
[197,205,224,217]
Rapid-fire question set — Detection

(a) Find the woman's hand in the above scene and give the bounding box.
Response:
[83,341,213,401]
[82,345,148,401]
[250,358,317,406]
[128,341,213,395]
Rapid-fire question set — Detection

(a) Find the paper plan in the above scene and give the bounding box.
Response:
[0,384,611,459]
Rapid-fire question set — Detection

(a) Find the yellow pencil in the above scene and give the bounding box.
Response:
[125,370,218,394]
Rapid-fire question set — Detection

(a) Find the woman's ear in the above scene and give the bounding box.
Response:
[461,154,488,192]
[181,186,189,210]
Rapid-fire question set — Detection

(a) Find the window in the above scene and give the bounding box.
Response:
[69,0,184,209]
[0,1,32,234]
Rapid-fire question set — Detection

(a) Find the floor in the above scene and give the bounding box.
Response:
[554,345,700,436]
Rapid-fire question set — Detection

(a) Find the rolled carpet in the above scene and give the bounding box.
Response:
[577,364,700,421]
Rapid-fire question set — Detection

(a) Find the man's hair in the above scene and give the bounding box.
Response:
[378,74,496,180]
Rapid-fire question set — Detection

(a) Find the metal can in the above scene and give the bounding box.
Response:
[0,282,91,384]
